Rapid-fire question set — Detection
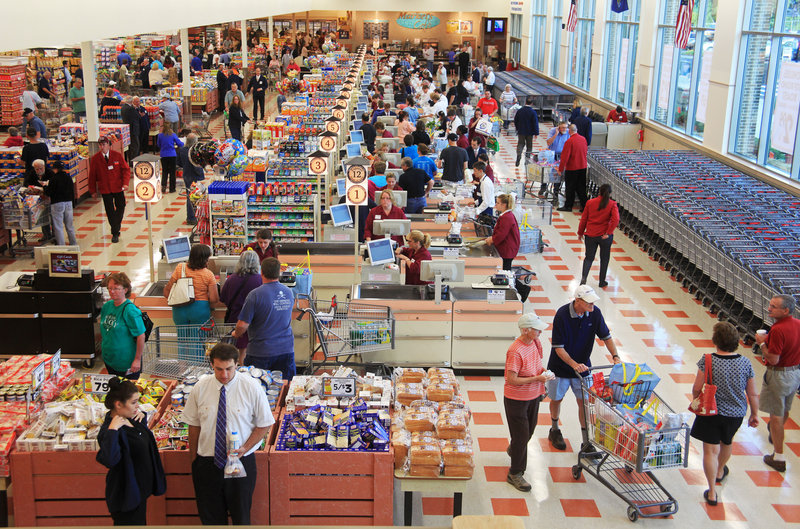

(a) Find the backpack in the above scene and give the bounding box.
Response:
[125,301,153,342]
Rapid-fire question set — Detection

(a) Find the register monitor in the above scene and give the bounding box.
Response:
[373,189,407,208]
[330,203,354,227]
[207,255,242,282]
[366,238,396,266]
[336,177,347,196]
[48,250,82,278]
[377,116,395,126]
[420,259,465,283]
[373,218,410,237]
[34,246,80,269]
[163,235,192,264]
[345,143,363,158]
[356,102,368,113]
[349,130,365,144]
[351,119,363,131]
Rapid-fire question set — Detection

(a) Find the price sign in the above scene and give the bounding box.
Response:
[434,213,449,224]
[83,373,116,394]
[308,156,328,175]
[325,120,340,134]
[322,376,357,397]
[50,349,61,378]
[443,247,460,258]
[31,361,46,390]
[487,289,506,304]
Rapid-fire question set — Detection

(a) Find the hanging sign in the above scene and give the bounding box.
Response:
[396,13,441,30]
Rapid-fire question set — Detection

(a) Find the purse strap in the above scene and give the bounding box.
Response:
[704,354,713,385]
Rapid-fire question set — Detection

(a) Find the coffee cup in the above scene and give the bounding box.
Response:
[756,329,767,336]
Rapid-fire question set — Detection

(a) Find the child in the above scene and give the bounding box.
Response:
[3,127,23,147]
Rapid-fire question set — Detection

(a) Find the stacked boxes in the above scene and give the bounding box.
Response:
[0,57,27,126]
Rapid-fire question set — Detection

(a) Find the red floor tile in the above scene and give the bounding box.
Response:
[543,255,563,261]
[702,501,747,521]
[730,441,761,456]
[121,220,137,225]
[491,498,529,517]
[787,443,800,457]
[128,243,147,248]
[484,466,510,482]
[468,390,497,402]
[164,207,181,212]
[745,470,790,487]
[549,264,570,271]
[610,297,634,304]
[641,286,664,292]
[538,413,560,426]
[571,247,583,253]
[538,437,573,453]
[549,466,585,483]
[652,297,677,305]
[536,309,556,316]
[472,412,504,425]
[631,275,653,282]
[613,468,654,485]
[88,219,104,224]
[610,247,625,252]
[621,310,645,317]
[527,296,551,304]
[117,252,138,257]
[478,438,510,452]
[152,220,169,225]
[655,354,684,365]
[621,265,643,271]
[559,231,574,237]
[663,310,689,318]
[464,375,491,381]
[555,274,575,281]
[676,324,704,332]
[614,256,634,262]
[136,235,149,240]
[78,226,96,232]
[82,251,102,257]
[422,497,453,516]
[643,338,671,349]
[680,468,707,486]
[690,339,716,349]
[669,373,696,384]
[92,243,110,248]
[773,504,800,523]
[108,260,128,267]
[631,323,655,332]
[560,499,601,518]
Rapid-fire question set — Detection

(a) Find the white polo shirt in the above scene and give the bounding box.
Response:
[182,372,275,457]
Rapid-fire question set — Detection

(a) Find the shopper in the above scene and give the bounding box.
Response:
[573,106,593,145]
[411,120,431,147]
[217,65,229,112]
[224,82,246,111]
[364,189,409,247]
[139,57,151,90]
[413,144,438,180]
[477,90,498,117]
[395,229,432,285]
[467,108,484,144]
[690,322,759,506]
[546,285,621,452]
[22,86,42,115]
[756,294,800,472]
[37,70,54,100]
[606,105,628,123]
[220,250,264,364]
[540,121,569,197]
[19,127,49,174]
[247,66,268,121]
[156,123,183,194]
[437,133,468,183]
[177,133,206,224]
[400,135,418,160]
[158,95,181,133]
[471,161,494,218]
[121,97,140,160]
[183,343,274,525]
[148,63,165,90]
[44,161,77,246]
[504,313,553,492]
[437,63,448,92]
[577,183,619,289]
[2,127,23,147]
[557,124,589,213]
[233,257,296,379]
[514,96,540,166]
[69,77,86,122]
[134,98,151,154]
[395,110,414,139]
[457,46,471,80]
[359,113,377,154]
[89,136,130,243]
[23,108,47,139]
[96,378,166,526]
[228,95,249,141]
[164,244,219,334]
[99,272,146,378]
[99,88,120,117]
[484,66,496,92]
[466,136,486,169]
[398,157,433,214]
[499,84,518,130]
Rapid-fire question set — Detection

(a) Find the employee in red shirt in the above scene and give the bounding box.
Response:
[556,124,589,213]
[364,189,408,247]
[577,184,620,289]
[89,136,131,243]
[476,90,498,117]
[606,105,628,123]
[395,230,432,285]
[243,228,279,262]
[485,193,530,302]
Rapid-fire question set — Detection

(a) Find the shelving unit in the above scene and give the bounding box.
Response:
[208,181,249,256]
[247,191,319,243]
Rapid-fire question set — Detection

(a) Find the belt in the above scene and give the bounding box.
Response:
[766,364,800,372]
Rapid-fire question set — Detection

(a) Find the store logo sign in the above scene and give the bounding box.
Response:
[396,13,441,30]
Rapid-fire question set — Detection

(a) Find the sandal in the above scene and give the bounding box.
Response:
[704,490,718,506]
[715,465,729,484]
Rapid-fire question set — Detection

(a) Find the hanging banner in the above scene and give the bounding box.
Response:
[771,61,800,154]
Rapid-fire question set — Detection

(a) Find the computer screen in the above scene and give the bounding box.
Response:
[420,259,466,282]
[345,143,363,158]
[352,119,363,130]
[34,245,80,269]
[350,130,365,144]
[358,96,368,104]
[373,218,410,236]
[366,237,396,266]
[330,204,354,227]
[373,189,407,208]
[375,138,400,152]
[356,103,368,113]
[336,177,347,196]
[493,20,505,33]
[48,251,81,278]
[163,235,192,264]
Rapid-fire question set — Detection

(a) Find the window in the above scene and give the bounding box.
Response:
[530,0,547,71]
[551,0,564,77]
[273,20,293,34]
[510,14,523,38]
[566,0,596,90]
[510,14,523,65]
[603,0,641,109]
[651,0,717,139]
[731,0,800,179]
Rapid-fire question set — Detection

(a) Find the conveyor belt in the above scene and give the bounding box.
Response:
[492,71,575,118]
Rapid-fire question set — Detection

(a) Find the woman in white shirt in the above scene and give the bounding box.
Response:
[499,84,518,130]
[437,63,448,92]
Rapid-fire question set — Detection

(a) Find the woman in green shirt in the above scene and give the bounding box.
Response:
[100,272,146,379]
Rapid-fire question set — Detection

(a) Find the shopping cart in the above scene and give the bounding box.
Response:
[573,365,690,522]
[142,318,236,379]
[296,298,395,374]
[1,193,50,257]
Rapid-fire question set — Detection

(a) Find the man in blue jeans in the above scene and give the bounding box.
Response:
[233,257,296,379]
[398,156,433,214]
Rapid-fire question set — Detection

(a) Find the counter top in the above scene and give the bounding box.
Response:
[352,283,520,302]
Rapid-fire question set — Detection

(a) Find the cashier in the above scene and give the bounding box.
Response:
[606,105,628,123]
[396,230,432,285]
[243,228,279,262]
[364,189,408,247]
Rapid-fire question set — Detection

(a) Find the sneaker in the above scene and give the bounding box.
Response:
[599,281,609,288]
[549,428,567,450]
[556,207,572,212]
[515,157,521,167]
[506,472,532,492]
[763,454,786,472]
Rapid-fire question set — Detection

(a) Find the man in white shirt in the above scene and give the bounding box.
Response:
[423,45,435,73]
[183,343,275,525]
[472,161,495,217]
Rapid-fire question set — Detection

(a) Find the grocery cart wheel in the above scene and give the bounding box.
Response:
[660,504,672,514]
[571,465,582,480]
[524,275,532,285]
[627,506,639,522]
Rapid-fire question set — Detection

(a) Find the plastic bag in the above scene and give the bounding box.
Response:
[224,455,247,479]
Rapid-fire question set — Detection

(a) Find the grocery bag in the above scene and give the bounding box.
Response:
[609,363,660,405]
[286,251,313,300]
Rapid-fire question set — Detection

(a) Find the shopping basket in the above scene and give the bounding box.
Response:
[142,318,236,379]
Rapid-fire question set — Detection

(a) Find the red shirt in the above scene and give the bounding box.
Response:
[3,137,23,147]
[558,133,588,174]
[400,246,432,285]
[607,109,628,123]
[363,205,407,246]
[492,210,520,260]
[578,197,620,238]
[89,150,131,194]
[504,337,546,401]
[243,241,277,263]
[767,316,800,367]
[457,135,469,149]
[477,97,498,116]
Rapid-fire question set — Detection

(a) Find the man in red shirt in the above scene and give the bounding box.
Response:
[89,136,130,243]
[556,124,589,213]
[756,294,800,472]
[476,90,498,117]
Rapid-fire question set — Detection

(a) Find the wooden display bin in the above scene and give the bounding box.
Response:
[74,158,89,202]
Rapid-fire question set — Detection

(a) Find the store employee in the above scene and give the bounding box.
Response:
[396,230,432,285]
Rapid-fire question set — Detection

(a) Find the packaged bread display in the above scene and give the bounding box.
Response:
[396,382,425,406]
[426,383,455,402]
[409,464,442,478]
[409,443,442,466]
[443,464,475,478]
[392,429,411,470]
[441,439,475,467]
[407,399,440,412]
[436,410,468,439]
[395,367,426,384]
[411,431,439,446]
[403,409,437,433]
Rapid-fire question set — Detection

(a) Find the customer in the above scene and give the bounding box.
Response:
[164,243,218,329]
[135,98,150,154]
[89,136,130,243]
[606,105,628,123]
[690,322,759,506]
[224,82,246,111]
[233,257,296,378]
[148,63,165,90]
[499,84,518,130]
[184,343,274,525]
[557,124,589,213]
[177,133,205,224]
[44,161,77,246]
[400,135,419,160]
[395,110,415,139]
[413,144,438,179]
[396,229,432,285]
[437,133,468,183]
[756,294,800,472]
[411,120,431,147]
[540,121,569,197]
[514,96,540,166]
[99,272,146,379]
[220,250,263,364]
[467,108,484,143]
[23,108,47,139]
[69,77,86,122]
[477,90,498,117]
[21,86,42,116]
[121,97,140,160]
[37,70,54,100]
[228,95,249,141]
[405,96,420,124]
[216,64,229,112]
[244,228,279,262]
[546,285,621,452]
[247,66,268,121]
[158,95,181,133]
[97,378,166,525]
[578,183,619,289]
[156,122,183,194]
[2,127,23,147]
[25,160,54,242]
[360,112,377,153]
[398,157,433,214]
[99,88,120,117]
[573,106,593,145]
[19,127,49,174]
[364,189,409,246]
[471,162,495,218]
[504,313,553,492]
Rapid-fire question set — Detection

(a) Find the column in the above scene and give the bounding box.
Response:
[180,28,192,118]
[269,17,274,59]
[635,0,660,118]
[241,20,249,74]
[81,40,99,143]
[544,0,554,76]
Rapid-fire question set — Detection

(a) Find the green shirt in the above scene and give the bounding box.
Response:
[100,300,145,372]
[69,86,85,113]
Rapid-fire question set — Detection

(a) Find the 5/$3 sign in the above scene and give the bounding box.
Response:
[396,13,441,30]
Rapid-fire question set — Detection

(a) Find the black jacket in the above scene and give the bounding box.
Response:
[572,115,593,146]
[228,107,249,130]
[247,75,268,97]
[177,145,205,182]
[360,123,377,153]
[44,169,75,203]
[24,167,53,188]
[121,103,140,137]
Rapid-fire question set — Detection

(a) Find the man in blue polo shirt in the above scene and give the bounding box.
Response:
[546,285,621,454]
[540,121,569,198]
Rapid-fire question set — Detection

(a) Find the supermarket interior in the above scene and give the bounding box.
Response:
[0,0,799,527]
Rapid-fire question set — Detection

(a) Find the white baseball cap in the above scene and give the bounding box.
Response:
[518,312,548,331]
[574,284,600,303]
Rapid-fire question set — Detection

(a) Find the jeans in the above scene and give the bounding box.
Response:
[516,135,533,162]
[405,196,427,214]
[504,396,542,474]
[161,156,177,192]
[582,235,614,285]
[230,125,242,141]
[244,353,296,381]
[101,191,126,237]
[563,168,588,209]
[50,201,77,245]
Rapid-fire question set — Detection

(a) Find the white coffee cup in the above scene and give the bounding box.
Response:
[756,329,767,336]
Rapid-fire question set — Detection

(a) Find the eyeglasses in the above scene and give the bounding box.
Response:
[107,285,126,292]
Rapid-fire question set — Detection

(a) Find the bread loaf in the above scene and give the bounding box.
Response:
[395,367,426,383]
[409,443,442,466]
[443,464,474,478]
[396,383,425,406]
[409,464,442,478]
[426,383,455,402]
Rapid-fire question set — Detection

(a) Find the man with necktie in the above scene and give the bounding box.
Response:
[88,136,130,243]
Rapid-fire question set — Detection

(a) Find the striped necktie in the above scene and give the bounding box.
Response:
[214,385,227,469]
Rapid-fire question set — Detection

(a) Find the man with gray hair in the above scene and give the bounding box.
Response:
[556,124,589,212]
[756,294,800,472]
[573,106,593,145]
[398,156,433,214]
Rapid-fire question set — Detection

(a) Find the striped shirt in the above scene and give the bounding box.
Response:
[504,338,546,401]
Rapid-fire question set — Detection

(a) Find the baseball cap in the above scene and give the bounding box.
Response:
[574,284,600,303]
[108,80,116,86]
[22,107,33,116]
[518,312,547,331]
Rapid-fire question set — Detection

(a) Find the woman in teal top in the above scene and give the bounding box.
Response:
[100,272,146,379]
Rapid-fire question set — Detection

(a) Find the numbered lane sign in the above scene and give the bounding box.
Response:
[320,135,337,152]
[325,120,340,134]
[133,156,162,203]
[346,185,368,206]
[308,156,328,175]
[346,165,367,184]
[83,373,116,394]
[322,376,356,397]
[332,108,345,120]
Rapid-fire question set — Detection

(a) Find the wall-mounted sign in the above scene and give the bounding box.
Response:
[396,13,441,30]
[338,30,350,40]
[446,20,474,34]
[510,0,524,14]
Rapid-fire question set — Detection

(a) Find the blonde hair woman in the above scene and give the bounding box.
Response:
[396,230,432,285]
[364,189,408,247]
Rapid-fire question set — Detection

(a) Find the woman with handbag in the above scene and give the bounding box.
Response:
[689,322,759,506]
[100,273,146,380]
[164,244,219,350]
[220,250,263,364]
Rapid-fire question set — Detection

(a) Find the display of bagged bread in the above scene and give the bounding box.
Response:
[404,408,437,432]
[426,382,456,402]
[441,438,474,466]
[427,367,459,392]
[436,409,468,439]
[395,367,426,384]
[395,382,425,406]
[391,429,411,470]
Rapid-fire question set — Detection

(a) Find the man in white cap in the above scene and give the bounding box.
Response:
[546,285,621,453]
[504,312,555,492]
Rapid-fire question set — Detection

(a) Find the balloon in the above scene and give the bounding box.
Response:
[191,139,220,167]
[214,141,236,166]
[226,155,250,177]
[224,138,247,157]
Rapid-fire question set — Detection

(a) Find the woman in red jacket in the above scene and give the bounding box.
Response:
[364,189,408,247]
[486,194,530,301]
[396,229,432,285]
[578,183,620,288]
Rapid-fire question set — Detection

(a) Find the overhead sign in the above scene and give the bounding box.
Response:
[510,0,524,14]
[396,13,441,30]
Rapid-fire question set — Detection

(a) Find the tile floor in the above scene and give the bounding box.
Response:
[1,95,798,527]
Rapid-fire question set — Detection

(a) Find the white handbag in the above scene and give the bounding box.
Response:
[167,264,195,307]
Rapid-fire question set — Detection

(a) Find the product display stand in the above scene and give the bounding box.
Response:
[396,473,469,526]
[208,181,249,256]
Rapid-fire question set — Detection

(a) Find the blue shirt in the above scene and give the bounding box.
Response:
[400,145,419,160]
[156,133,183,158]
[27,116,47,139]
[220,53,231,65]
[117,52,131,66]
[405,106,419,124]
[547,128,569,155]
[547,302,612,379]
[190,56,203,72]
[159,100,180,122]
[413,156,437,179]
[369,174,387,188]
[238,281,295,358]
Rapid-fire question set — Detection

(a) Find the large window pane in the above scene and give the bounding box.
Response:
[551,2,563,77]
[733,34,771,162]
[603,0,641,108]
